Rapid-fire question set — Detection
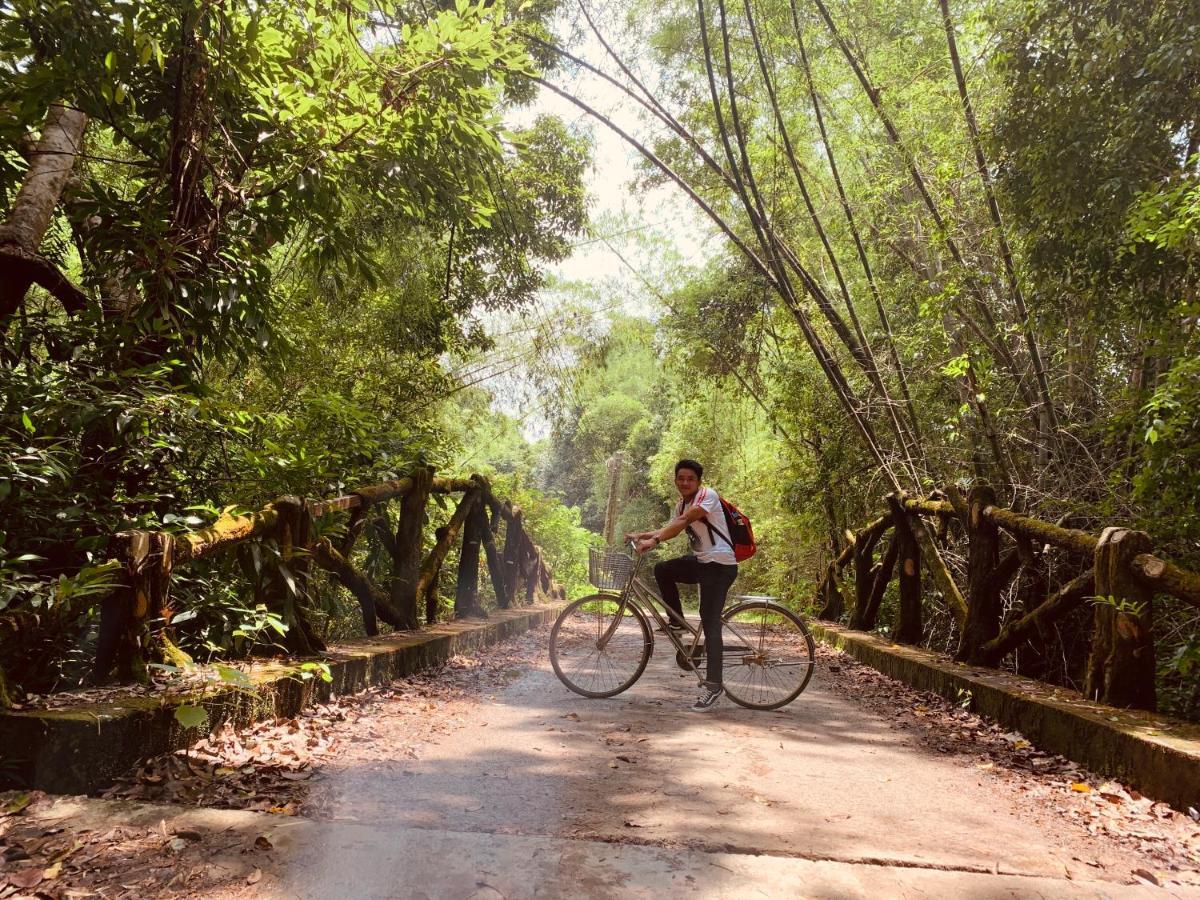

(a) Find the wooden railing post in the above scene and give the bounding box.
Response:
[502,505,524,606]
[523,534,539,605]
[93,530,175,683]
[271,497,324,655]
[1084,528,1156,710]
[817,554,845,621]
[536,545,552,597]
[425,525,450,624]
[454,484,487,618]
[481,493,509,608]
[391,466,432,629]
[417,489,478,621]
[958,483,1002,661]
[850,527,883,626]
[888,495,923,644]
[859,534,899,631]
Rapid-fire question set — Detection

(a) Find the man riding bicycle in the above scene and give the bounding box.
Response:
[627,459,738,711]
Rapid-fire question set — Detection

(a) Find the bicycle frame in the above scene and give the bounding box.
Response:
[595,542,751,685]
[558,542,816,708]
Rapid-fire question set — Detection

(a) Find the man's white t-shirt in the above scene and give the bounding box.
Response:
[675,487,737,566]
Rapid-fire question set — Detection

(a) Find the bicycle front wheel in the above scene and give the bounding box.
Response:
[720,601,816,710]
[550,593,653,698]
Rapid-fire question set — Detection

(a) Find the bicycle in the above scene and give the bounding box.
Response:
[549,542,816,710]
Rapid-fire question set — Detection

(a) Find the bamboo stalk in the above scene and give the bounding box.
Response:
[740,0,922,478]
[938,0,1058,440]
[790,5,922,450]
[809,0,1040,415]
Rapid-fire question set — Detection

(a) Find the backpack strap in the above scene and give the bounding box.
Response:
[700,498,734,550]
[704,519,734,550]
[685,491,734,551]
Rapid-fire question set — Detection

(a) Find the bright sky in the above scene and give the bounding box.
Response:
[455,15,723,455]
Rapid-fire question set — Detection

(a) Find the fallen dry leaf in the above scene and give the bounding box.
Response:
[1132,868,1160,886]
[7,867,44,889]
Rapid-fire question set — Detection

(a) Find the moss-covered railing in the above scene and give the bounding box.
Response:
[80,469,566,689]
[814,484,1200,712]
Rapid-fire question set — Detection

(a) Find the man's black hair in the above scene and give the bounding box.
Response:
[674,459,704,479]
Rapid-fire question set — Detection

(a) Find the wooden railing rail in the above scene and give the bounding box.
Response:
[815,484,1200,712]
[93,470,566,684]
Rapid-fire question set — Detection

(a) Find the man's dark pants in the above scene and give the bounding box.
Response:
[653,555,738,686]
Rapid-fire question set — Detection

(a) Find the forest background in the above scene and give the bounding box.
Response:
[0,0,1197,719]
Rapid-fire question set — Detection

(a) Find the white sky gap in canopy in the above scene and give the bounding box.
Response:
[473,8,721,439]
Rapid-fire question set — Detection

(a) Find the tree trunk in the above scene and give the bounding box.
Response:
[939,0,1059,448]
[0,103,90,320]
[602,453,624,545]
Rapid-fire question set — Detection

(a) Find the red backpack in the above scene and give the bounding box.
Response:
[707,495,757,562]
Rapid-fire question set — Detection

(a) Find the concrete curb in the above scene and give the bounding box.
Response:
[0,605,559,795]
[808,622,1200,811]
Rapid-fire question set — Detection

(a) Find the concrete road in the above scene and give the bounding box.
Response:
[269,634,1196,899]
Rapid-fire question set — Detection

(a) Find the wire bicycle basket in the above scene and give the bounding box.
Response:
[588,546,635,591]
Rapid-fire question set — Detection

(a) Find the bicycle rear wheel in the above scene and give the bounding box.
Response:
[720,601,816,710]
[550,593,652,698]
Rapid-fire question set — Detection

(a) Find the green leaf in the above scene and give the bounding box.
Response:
[277,562,299,597]
[2,793,33,815]
[174,704,208,730]
[214,664,254,688]
[105,50,116,72]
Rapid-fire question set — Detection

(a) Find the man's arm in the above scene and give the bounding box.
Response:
[633,506,707,553]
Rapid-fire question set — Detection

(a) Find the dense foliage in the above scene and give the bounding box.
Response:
[1,0,1197,722]
[528,0,1200,718]
[0,0,590,696]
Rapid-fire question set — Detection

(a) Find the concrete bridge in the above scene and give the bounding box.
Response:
[10,616,1196,898]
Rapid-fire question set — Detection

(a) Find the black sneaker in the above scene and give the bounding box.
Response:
[690,684,724,711]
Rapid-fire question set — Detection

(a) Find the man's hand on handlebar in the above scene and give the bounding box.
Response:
[632,536,658,555]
